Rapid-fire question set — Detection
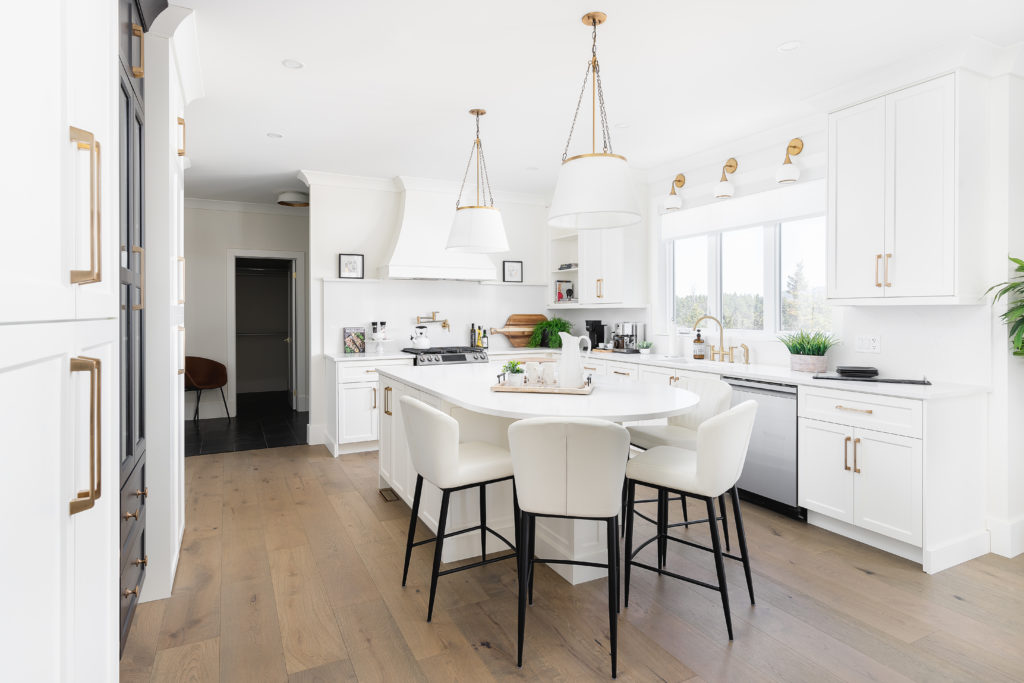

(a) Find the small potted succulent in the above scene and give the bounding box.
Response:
[502,360,525,386]
[778,331,838,373]
[637,340,654,355]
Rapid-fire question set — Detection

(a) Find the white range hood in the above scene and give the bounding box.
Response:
[380,176,497,280]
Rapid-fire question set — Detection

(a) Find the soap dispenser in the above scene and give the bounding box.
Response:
[692,329,706,360]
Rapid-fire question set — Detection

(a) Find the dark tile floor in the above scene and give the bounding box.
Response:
[184,390,308,456]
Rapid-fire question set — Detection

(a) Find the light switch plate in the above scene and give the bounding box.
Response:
[855,335,880,353]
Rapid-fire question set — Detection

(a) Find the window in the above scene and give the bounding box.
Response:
[670,215,831,334]
[673,235,709,328]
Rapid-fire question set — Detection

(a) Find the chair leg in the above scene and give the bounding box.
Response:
[605,518,618,679]
[527,514,537,605]
[219,386,231,423]
[193,389,202,421]
[624,480,636,608]
[512,481,521,554]
[401,475,424,587]
[517,511,530,668]
[719,493,730,552]
[705,496,733,640]
[657,488,668,569]
[681,493,688,522]
[730,487,755,605]
[427,489,451,623]
[614,517,621,614]
[620,480,627,538]
[479,483,487,562]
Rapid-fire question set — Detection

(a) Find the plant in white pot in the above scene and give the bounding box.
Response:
[502,360,526,386]
[637,340,654,355]
[778,331,838,373]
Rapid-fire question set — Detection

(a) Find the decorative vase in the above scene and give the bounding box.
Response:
[790,354,827,373]
[507,373,525,386]
[639,348,652,355]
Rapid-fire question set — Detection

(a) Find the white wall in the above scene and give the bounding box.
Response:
[183,201,309,417]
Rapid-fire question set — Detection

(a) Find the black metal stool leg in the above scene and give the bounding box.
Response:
[705,496,733,640]
[516,511,530,668]
[657,488,668,569]
[220,386,231,423]
[426,489,451,622]
[681,493,688,522]
[402,475,424,587]
[730,487,755,605]
[719,493,730,552]
[614,517,621,614]
[527,513,536,605]
[624,480,636,608]
[479,483,487,561]
[605,517,618,679]
[193,389,202,421]
[512,481,521,554]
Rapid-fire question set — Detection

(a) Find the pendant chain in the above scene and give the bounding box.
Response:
[456,112,495,208]
[561,18,613,161]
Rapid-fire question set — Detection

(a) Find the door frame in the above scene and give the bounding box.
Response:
[225,249,307,416]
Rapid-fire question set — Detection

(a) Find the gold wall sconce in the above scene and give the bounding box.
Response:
[714,158,738,199]
[776,138,803,183]
[661,173,686,213]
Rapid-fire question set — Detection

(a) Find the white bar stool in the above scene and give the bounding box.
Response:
[399,396,519,622]
[508,417,630,679]
[624,400,758,640]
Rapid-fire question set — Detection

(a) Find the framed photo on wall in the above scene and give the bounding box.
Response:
[503,260,523,283]
[338,253,364,279]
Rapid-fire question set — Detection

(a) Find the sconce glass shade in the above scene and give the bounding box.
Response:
[776,163,801,184]
[446,206,509,253]
[661,193,683,213]
[548,153,641,229]
[714,180,735,199]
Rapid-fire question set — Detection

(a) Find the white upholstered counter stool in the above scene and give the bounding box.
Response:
[399,396,519,622]
[626,377,734,554]
[508,418,630,679]
[624,400,758,640]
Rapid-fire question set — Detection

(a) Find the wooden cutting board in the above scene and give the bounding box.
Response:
[489,314,547,348]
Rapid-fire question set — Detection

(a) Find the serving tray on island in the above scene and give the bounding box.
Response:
[491,382,594,395]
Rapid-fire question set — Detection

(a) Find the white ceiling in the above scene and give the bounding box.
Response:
[179,0,1024,204]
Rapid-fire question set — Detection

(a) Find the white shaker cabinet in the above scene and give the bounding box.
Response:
[339,383,379,443]
[326,357,412,456]
[578,228,624,304]
[828,72,985,304]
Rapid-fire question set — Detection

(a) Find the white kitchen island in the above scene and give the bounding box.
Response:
[377,363,700,583]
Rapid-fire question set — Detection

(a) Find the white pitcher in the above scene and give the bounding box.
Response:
[557,331,591,388]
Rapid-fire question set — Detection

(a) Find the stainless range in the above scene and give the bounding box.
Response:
[401,346,489,366]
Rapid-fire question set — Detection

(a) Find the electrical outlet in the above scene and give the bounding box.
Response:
[855,335,881,353]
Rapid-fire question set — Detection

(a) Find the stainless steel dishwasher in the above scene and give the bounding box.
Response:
[722,377,802,518]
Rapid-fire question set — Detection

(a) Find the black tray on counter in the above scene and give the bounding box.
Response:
[812,373,931,385]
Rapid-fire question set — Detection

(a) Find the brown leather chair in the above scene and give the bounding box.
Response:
[184,356,230,422]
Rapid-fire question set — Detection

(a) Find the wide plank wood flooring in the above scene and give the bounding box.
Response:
[122,445,1024,682]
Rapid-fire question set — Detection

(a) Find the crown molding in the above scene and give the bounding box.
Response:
[184,198,309,217]
[297,170,397,192]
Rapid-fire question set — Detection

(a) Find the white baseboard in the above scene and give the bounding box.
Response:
[923,530,991,573]
[307,423,326,445]
[988,513,1024,558]
[807,512,923,566]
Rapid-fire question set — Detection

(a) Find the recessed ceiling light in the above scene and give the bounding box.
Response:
[776,41,802,53]
[266,132,283,139]
[281,59,304,69]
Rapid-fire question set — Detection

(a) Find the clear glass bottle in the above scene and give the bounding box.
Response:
[692,329,706,360]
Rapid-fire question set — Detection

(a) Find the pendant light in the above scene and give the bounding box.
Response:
[446,108,509,253]
[548,12,641,230]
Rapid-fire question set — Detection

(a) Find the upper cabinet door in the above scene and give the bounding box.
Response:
[828,97,887,299]
[599,228,624,304]
[884,75,955,298]
[578,230,603,304]
[119,0,145,102]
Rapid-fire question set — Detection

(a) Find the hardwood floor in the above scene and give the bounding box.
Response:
[122,445,1024,682]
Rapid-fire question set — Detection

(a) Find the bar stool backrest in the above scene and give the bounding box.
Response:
[400,396,460,489]
[667,377,732,431]
[695,400,758,497]
[508,418,630,518]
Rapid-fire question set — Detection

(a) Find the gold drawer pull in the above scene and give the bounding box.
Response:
[384,386,392,416]
[874,254,882,288]
[134,487,148,498]
[132,246,145,310]
[372,387,377,409]
[613,370,630,376]
[843,436,852,471]
[69,128,101,285]
[123,509,139,521]
[884,253,893,287]
[69,357,101,515]
[177,116,186,156]
[131,23,145,78]
[584,366,597,371]
[123,586,140,598]
[835,404,873,415]
[132,556,148,568]
[853,437,862,473]
[365,369,376,373]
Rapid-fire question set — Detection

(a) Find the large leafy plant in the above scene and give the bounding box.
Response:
[778,330,838,356]
[989,256,1024,356]
[528,318,573,348]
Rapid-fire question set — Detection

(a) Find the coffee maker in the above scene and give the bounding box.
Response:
[585,320,606,348]
[612,322,646,351]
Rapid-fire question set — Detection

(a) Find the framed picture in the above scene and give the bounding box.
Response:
[338,253,364,279]
[342,327,366,354]
[503,260,523,283]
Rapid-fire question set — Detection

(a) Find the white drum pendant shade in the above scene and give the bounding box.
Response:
[447,206,509,253]
[548,154,641,229]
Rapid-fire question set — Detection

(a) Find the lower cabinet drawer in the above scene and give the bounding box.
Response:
[798,385,922,438]
[120,458,147,554]
[119,528,146,649]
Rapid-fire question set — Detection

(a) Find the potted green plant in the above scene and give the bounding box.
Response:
[637,340,654,355]
[502,360,525,386]
[988,256,1024,356]
[528,318,574,348]
[778,330,838,373]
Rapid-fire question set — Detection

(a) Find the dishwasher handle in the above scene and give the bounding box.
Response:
[722,377,797,398]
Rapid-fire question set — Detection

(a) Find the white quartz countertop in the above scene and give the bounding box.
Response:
[378,364,700,422]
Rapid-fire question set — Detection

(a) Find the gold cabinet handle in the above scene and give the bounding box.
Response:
[372,387,377,409]
[583,366,597,371]
[177,256,186,304]
[69,128,101,285]
[596,278,604,298]
[365,369,376,373]
[123,509,140,521]
[843,436,852,471]
[123,586,140,599]
[853,437,862,474]
[884,253,893,287]
[132,556,148,568]
[178,325,186,375]
[613,370,629,376]
[131,246,145,310]
[874,254,882,288]
[835,404,873,415]
[134,487,148,498]
[131,23,145,78]
[177,116,186,156]
[383,386,392,416]
[69,357,101,515]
